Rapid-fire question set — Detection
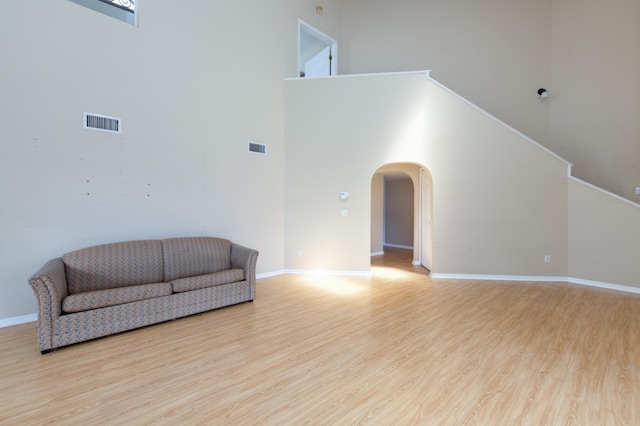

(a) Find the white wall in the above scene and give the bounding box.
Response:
[0,0,342,320]
[284,72,570,276]
[569,179,640,289]
[4,1,637,324]
[551,0,640,201]
[338,0,552,147]
[338,0,640,203]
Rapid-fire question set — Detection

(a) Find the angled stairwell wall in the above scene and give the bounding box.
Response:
[284,70,640,292]
[284,71,570,278]
[568,178,640,291]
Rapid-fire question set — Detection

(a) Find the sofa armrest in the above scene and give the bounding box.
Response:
[230,243,259,299]
[28,258,68,352]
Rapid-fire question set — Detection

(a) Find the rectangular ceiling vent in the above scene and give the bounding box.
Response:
[84,112,121,134]
[248,141,267,155]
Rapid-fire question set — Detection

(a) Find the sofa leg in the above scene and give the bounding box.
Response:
[41,349,55,355]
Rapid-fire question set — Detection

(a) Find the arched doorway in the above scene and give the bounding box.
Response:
[371,163,433,272]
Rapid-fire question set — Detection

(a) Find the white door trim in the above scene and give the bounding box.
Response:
[298,19,338,77]
[419,168,433,271]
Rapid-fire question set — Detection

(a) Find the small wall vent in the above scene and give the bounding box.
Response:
[248,141,267,155]
[84,112,121,134]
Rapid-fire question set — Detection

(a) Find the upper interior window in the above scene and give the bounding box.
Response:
[68,0,137,27]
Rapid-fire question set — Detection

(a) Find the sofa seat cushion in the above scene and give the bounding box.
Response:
[62,283,172,313]
[171,269,245,293]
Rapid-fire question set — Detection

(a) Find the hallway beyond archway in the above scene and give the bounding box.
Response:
[371,246,430,275]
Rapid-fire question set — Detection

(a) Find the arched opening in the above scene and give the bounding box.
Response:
[371,163,433,273]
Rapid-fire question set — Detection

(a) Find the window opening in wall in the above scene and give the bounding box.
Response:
[68,0,137,26]
[298,20,337,78]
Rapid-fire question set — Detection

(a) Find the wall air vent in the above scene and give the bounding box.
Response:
[84,112,121,134]
[248,141,267,155]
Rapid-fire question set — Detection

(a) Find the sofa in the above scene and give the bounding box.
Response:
[28,237,259,353]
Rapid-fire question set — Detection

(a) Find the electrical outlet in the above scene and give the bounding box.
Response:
[297,250,303,258]
[635,187,640,195]
[544,255,551,263]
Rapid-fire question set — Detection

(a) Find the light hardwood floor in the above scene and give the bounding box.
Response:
[2,247,640,424]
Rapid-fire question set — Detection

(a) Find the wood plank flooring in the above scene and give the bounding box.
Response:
[2,247,640,424]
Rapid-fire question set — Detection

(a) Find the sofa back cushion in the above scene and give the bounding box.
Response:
[63,240,165,294]
[162,237,232,282]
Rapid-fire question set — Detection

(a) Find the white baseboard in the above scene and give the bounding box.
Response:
[384,244,413,250]
[265,270,640,295]
[257,270,286,279]
[371,251,384,257]
[568,277,640,295]
[4,274,636,329]
[431,273,640,295]
[430,273,567,282]
[0,313,37,328]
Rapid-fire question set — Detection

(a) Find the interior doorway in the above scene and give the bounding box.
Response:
[384,172,414,251]
[371,163,433,273]
[298,20,338,78]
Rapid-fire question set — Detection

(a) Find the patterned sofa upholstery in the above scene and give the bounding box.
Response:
[28,237,259,353]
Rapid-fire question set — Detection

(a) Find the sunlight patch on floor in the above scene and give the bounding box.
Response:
[300,275,370,296]
[370,265,416,280]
